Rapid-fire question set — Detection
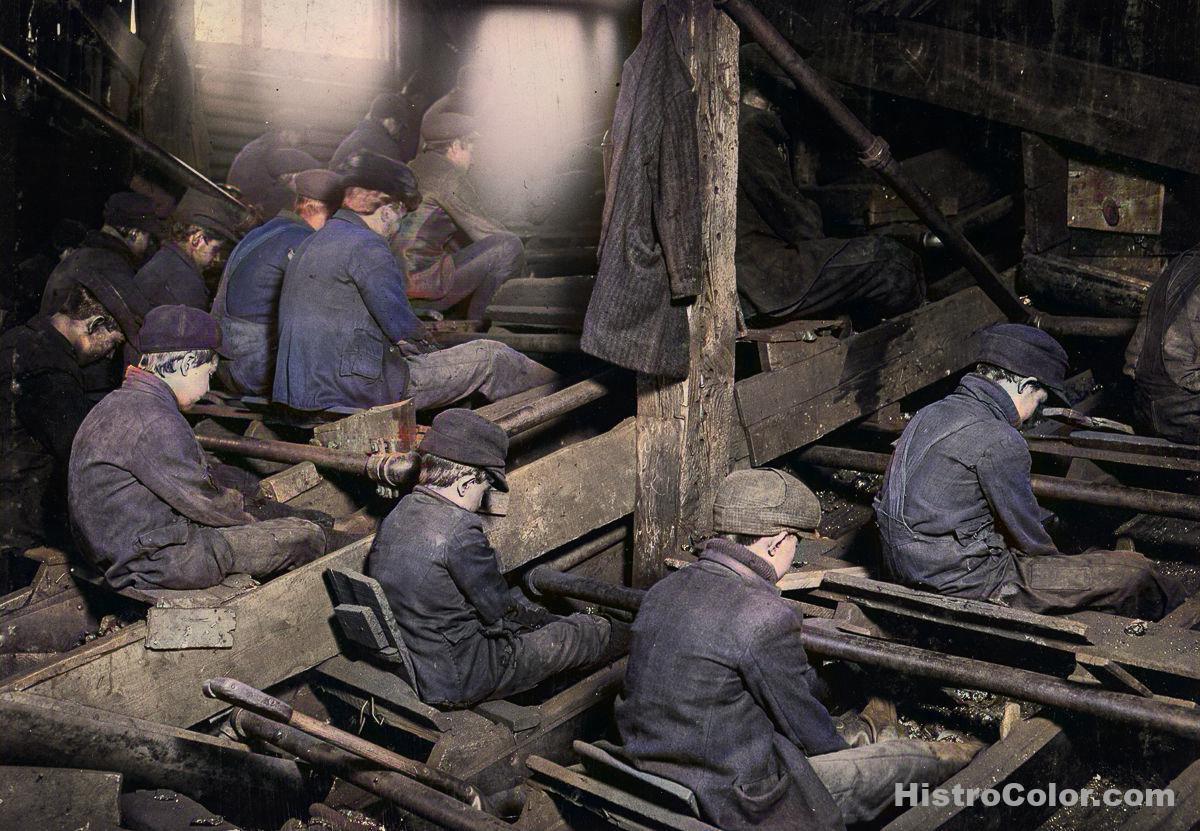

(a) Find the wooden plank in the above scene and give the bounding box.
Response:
[1122,756,1200,831]
[0,767,122,829]
[1021,133,1069,255]
[491,420,637,572]
[734,288,1004,465]
[883,717,1083,831]
[633,1,739,587]
[1020,253,1151,316]
[768,11,1200,175]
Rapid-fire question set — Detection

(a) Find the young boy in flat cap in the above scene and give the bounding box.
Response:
[69,305,327,591]
[367,409,615,708]
[876,323,1184,618]
[393,112,525,321]
[274,151,556,413]
[212,168,345,396]
[616,469,979,831]
[135,189,243,310]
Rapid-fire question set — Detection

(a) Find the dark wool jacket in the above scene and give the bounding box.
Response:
[0,317,88,551]
[69,368,253,589]
[366,487,551,706]
[227,132,284,213]
[616,539,847,831]
[135,242,210,310]
[874,374,1059,600]
[1126,247,1200,444]
[330,118,416,169]
[736,105,848,318]
[580,1,701,379]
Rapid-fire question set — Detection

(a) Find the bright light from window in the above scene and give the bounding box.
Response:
[261,0,388,60]
[194,0,242,45]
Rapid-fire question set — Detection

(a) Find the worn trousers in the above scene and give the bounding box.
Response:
[405,340,559,411]
[427,232,526,320]
[761,236,925,330]
[999,549,1186,620]
[810,739,978,824]
[486,613,612,701]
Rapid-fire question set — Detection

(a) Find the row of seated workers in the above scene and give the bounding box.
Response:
[0,53,1194,831]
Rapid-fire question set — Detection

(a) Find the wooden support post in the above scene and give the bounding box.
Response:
[1021,133,1070,256]
[633,0,740,587]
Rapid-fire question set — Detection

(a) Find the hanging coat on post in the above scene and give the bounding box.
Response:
[580,0,703,380]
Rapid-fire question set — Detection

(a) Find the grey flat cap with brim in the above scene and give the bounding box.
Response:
[713,468,821,537]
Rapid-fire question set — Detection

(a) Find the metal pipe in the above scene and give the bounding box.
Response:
[494,370,625,437]
[717,0,1031,324]
[1036,314,1138,339]
[0,43,248,212]
[232,710,513,831]
[528,572,1200,742]
[197,434,417,487]
[794,444,1200,522]
[540,525,629,574]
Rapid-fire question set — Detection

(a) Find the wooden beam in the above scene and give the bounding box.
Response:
[633,1,740,587]
[761,9,1200,175]
[1122,756,1200,831]
[1021,134,1069,255]
[734,287,1004,465]
[1020,253,1151,317]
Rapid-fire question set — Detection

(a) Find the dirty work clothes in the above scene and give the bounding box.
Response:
[1125,246,1200,444]
[211,212,313,395]
[875,373,1056,599]
[135,242,209,310]
[616,539,847,831]
[69,368,324,589]
[367,487,610,707]
[0,317,87,554]
[875,373,1185,618]
[811,740,978,825]
[40,231,148,337]
[227,132,288,213]
[581,1,702,380]
[404,340,558,412]
[737,105,923,328]
[330,117,415,170]
[394,152,524,318]
[273,208,426,410]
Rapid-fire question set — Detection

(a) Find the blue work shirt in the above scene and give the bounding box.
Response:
[874,373,1059,600]
[273,208,425,410]
[134,242,209,310]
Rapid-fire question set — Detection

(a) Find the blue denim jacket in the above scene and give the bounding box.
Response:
[874,374,1058,600]
[273,209,425,410]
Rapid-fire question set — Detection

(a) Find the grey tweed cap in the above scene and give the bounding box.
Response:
[712,469,822,536]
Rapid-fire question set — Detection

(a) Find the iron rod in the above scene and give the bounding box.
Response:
[233,710,513,831]
[795,445,1200,522]
[494,370,625,437]
[717,0,1031,323]
[0,43,248,211]
[528,572,1200,741]
[197,434,417,487]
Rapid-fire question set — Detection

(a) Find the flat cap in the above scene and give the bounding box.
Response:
[418,408,509,491]
[104,191,166,237]
[73,269,151,342]
[173,188,242,243]
[976,323,1070,404]
[421,112,480,145]
[713,468,821,537]
[290,168,345,204]
[267,147,320,179]
[368,92,414,122]
[337,150,420,205]
[137,304,231,357]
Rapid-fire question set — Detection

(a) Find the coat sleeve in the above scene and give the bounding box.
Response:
[1161,287,1200,393]
[348,237,427,343]
[437,175,509,243]
[15,367,89,464]
[742,605,848,757]
[1123,303,1149,379]
[652,37,703,300]
[977,433,1060,556]
[129,416,254,527]
[445,522,517,625]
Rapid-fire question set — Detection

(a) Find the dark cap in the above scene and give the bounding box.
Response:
[137,304,231,358]
[173,188,242,243]
[104,191,166,237]
[267,147,320,179]
[74,270,151,342]
[368,92,414,122]
[417,408,509,491]
[712,468,821,537]
[976,323,1070,404]
[290,169,346,204]
[337,151,420,206]
[421,112,480,145]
